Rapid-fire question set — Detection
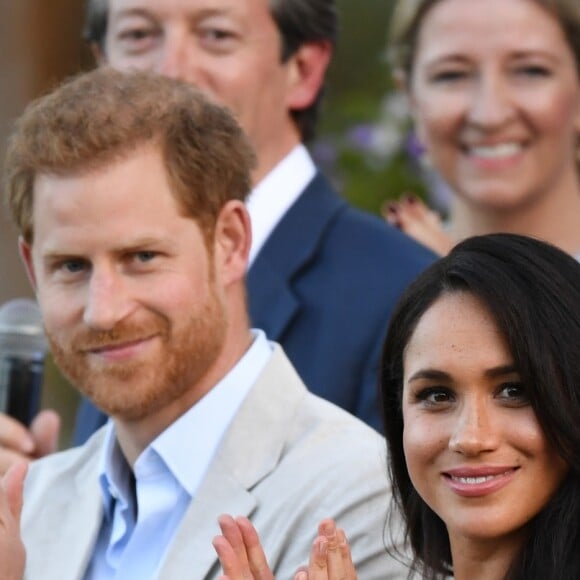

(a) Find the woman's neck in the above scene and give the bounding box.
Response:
[450,169,580,257]
[449,530,526,580]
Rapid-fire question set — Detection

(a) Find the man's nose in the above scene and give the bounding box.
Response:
[83,269,133,330]
[448,396,499,456]
[156,31,197,82]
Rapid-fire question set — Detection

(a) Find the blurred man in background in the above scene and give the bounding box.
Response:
[0,0,433,471]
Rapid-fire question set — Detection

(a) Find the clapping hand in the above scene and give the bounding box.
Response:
[213,515,357,580]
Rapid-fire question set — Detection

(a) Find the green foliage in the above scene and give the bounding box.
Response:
[312,0,428,213]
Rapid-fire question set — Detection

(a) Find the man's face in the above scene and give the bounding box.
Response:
[21,145,229,423]
[101,0,306,182]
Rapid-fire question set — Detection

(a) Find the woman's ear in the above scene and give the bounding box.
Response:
[213,201,252,287]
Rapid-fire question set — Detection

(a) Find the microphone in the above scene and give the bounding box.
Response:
[0,298,47,426]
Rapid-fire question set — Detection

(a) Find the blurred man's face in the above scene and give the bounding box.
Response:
[100,0,303,182]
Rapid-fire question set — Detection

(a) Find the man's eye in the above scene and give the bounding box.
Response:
[134,251,157,263]
[119,28,155,41]
[204,28,232,40]
[62,260,86,273]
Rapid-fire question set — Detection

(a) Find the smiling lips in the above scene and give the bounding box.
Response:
[443,466,519,497]
[85,335,157,361]
[462,141,525,169]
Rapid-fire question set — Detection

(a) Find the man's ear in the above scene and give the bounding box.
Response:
[18,237,38,292]
[91,42,107,66]
[285,41,333,111]
[213,201,252,287]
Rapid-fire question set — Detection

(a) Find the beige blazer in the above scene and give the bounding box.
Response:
[22,346,409,579]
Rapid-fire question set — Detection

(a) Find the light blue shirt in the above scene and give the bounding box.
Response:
[84,330,273,580]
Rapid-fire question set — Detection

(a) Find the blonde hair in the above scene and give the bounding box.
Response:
[388,0,580,76]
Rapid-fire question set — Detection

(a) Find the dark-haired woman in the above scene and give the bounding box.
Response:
[214,233,580,579]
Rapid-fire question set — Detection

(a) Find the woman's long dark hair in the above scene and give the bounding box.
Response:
[381,234,580,579]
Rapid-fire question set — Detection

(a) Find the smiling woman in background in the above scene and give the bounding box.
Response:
[384,0,580,259]
[381,233,580,579]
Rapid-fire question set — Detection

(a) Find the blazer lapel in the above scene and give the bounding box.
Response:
[24,441,103,580]
[247,172,345,341]
[158,347,307,579]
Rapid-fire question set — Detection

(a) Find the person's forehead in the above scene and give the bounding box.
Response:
[106,0,273,20]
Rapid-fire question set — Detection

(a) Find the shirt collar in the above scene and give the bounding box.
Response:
[97,329,273,511]
[246,144,316,265]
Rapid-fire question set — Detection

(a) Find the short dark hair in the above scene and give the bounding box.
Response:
[3,67,255,245]
[381,234,580,579]
[82,0,338,142]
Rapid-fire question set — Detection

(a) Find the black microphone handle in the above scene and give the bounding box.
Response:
[0,356,43,426]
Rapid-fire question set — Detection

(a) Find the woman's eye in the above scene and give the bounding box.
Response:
[431,70,469,83]
[415,387,454,407]
[497,382,529,405]
[516,65,551,78]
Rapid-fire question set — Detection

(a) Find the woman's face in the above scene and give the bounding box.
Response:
[402,292,568,548]
[408,0,580,212]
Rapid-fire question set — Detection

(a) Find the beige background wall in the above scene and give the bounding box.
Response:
[0,0,89,305]
[0,0,90,442]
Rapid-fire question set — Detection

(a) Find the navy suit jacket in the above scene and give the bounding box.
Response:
[73,172,434,443]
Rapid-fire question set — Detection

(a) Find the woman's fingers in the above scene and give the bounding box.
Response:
[235,517,274,580]
[295,519,357,580]
[213,515,273,580]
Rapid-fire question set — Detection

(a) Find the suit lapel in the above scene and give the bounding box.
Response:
[158,347,307,579]
[24,437,103,580]
[247,172,345,341]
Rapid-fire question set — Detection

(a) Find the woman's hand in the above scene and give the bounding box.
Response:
[294,519,357,580]
[213,516,357,580]
[383,195,454,256]
[213,515,274,580]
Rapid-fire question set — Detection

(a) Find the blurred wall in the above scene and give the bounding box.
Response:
[0,0,90,443]
[0,0,88,305]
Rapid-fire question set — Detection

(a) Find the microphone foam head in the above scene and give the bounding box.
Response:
[0,299,47,359]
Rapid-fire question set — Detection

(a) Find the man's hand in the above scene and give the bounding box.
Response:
[0,461,27,580]
[0,411,60,475]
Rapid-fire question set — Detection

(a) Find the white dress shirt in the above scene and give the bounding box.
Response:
[246,144,316,265]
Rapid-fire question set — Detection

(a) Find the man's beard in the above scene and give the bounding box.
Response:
[47,289,228,422]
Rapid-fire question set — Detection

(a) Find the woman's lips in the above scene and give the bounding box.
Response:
[442,466,519,497]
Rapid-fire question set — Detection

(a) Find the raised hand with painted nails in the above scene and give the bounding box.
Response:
[213,516,357,580]
[383,195,454,256]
